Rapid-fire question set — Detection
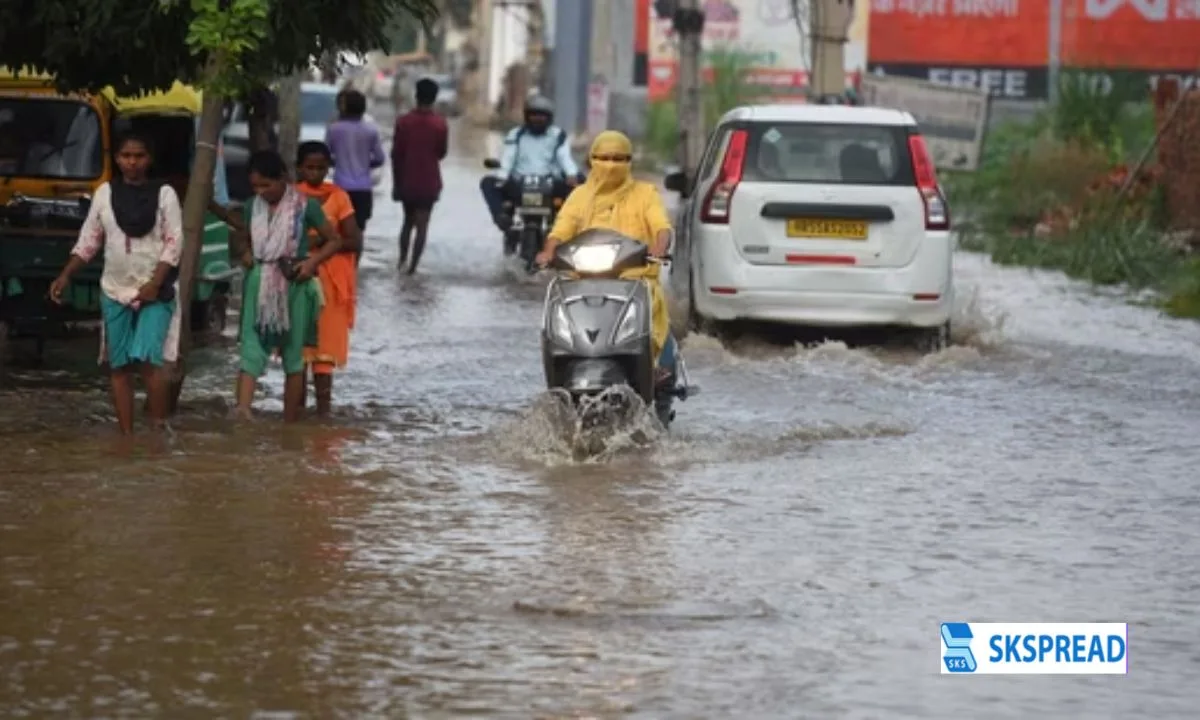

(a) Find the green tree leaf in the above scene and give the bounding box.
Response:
[0,0,439,95]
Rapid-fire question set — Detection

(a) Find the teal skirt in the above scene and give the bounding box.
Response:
[100,295,176,368]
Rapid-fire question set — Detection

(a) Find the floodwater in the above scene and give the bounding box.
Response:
[2,117,1199,718]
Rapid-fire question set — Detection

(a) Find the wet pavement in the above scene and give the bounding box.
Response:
[2,115,1200,718]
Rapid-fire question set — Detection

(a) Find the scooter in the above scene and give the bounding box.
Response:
[540,228,697,428]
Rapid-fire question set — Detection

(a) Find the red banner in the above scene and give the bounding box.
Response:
[636,0,650,55]
[868,0,1048,67]
[868,0,1200,72]
[1060,0,1200,70]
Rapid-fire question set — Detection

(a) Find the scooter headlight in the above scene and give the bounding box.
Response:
[611,302,641,345]
[549,301,574,347]
[571,243,619,274]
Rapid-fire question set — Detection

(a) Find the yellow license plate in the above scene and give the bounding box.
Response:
[522,192,543,205]
[786,218,868,240]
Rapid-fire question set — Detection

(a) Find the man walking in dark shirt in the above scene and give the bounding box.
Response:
[391,78,448,274]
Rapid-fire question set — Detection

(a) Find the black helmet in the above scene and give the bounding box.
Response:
[524,95,554,122]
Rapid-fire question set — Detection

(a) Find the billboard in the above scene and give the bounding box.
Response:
[648,0,870,102]
[867,0,1200,100]
[636,0,650,86]
[1062,0,1200,70]
[867,0,1049,100]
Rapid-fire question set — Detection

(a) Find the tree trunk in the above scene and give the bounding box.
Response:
[276,73,304,179]
[168,92,226,414]
[247,85,277,153]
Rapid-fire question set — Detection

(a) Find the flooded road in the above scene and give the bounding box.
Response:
[2,117,1200,718]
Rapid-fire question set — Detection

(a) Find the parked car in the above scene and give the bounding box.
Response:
[223,82,382,201]
[664,104,953,351]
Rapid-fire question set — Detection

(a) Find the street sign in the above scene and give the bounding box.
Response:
[860,74,990,171]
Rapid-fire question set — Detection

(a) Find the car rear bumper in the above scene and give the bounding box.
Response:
[693,229,954,328]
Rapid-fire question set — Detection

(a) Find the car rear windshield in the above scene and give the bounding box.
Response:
[300,91,339,126]
[740,122,915,186]
[0,98,103,179]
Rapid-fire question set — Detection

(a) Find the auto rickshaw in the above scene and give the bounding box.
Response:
[0,70,237,351]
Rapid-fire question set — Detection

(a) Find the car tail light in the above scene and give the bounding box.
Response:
[700,129,748,224]
[907,133,949,231]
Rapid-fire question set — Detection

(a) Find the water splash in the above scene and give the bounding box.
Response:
[487,387,666,464]
[950,284,1008,350]
[674,280,1009,375]
[503,257,551,286]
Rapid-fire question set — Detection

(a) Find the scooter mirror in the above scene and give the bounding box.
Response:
[482,158,501,170]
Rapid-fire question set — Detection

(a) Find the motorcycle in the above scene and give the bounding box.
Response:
[509,174,560,271]
[482,159,562,272]
[540,229,697,428]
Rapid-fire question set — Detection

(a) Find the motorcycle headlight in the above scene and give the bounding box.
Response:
[571,244,619,274]
[612,302,641,345]
[549,301,574,347]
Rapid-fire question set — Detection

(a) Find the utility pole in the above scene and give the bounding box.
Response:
[808,0,855,100]
[553,0,592,135]
[1048,0,1063,105]
[525,0,546,93]
[471,0,495,125]
[673,0,706,178]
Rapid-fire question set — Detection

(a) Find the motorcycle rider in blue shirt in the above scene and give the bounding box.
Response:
[479,95,584,232]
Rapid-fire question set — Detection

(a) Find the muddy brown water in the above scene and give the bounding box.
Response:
[2,120,1199,718]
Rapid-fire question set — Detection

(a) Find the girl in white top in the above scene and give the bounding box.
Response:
[50,133,183,435]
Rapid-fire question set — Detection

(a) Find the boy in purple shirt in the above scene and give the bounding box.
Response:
[325,90,385,233]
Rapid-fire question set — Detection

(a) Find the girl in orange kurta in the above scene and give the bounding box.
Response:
[296,141,363,417]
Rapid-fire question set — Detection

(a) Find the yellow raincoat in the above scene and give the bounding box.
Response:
[549,131,673,361]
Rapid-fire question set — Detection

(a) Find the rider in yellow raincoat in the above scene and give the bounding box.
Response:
[536,130,674,373]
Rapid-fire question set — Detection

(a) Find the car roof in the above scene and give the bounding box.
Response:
[719,104,916,127]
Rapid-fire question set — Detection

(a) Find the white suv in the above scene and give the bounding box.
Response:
[665,104,953,351]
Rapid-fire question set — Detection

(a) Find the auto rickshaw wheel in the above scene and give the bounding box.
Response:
[191,290,229,335]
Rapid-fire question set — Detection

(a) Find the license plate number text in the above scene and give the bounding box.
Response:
[786,218,868,240]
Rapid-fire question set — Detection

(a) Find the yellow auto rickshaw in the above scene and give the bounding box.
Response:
[0,69,235,351]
